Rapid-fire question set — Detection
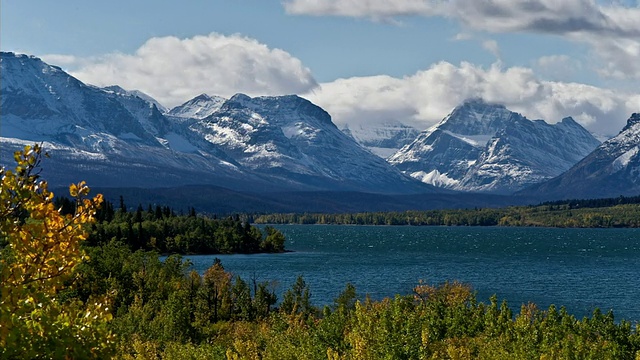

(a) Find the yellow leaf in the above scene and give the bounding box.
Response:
[69,183,78,198]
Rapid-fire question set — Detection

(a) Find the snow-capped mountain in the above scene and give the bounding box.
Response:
[521,113,640,199]
[168,93,226,120]
[0,52,249,189]
[341,121,420,158]
[388,99,601,194]
[1,52,427,194]
[186,93,425,192]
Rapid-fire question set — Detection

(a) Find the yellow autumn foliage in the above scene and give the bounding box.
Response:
[0,144,115,358]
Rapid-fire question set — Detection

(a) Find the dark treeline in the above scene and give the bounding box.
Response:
[541,195,640,208]
[254,198,640,228]
[54,196,286,254]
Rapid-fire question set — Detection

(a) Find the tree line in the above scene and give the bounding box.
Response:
[54,196,286,255]
[253,200,640,228]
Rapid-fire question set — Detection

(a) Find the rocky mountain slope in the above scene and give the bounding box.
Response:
[520,113,640,199]
[388,99,601,194]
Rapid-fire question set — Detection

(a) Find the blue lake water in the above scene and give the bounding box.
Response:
[185,225,640,321]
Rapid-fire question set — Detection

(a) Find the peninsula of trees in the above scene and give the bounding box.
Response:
[54,196,286,255]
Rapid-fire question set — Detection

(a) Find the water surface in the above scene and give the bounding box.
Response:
[186,225,640,321]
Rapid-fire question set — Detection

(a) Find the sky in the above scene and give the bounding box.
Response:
[2,0,639,137]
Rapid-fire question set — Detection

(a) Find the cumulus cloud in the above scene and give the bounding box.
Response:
[534,55,583,81]
[304,61,639,137]
[284,0,640,36]
[60,33,318,108]
[284,0,640,78]
[482,40,501,60]
[586,36,640,79]
[40,54,81,67]
[284,0,444,20]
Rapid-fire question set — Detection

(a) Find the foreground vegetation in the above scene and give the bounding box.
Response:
[2,145,640,359]
[254,199,640,228]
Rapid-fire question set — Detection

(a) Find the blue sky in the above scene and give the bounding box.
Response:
[2,0,639,136]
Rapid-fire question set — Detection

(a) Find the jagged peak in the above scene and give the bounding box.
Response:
[229,93,310,103]
[560,116,578,125]
[190,93,216,102]
[448,99,512,120]
[459,97,506,109]
[172,93,226,107]
[436,99,520,136]
[621,113,640,133]
[1,51,64,73]
[229,93,252,103]
[222,93,333,125]
[1,51,39,61]
[226,93,315,109]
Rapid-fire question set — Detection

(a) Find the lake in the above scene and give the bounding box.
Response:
[185,225,640,321]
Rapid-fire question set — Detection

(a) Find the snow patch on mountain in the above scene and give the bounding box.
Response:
[442,131,492,148]
[411,170,459,187]
[162,132,200,153]
[612,146,639,171]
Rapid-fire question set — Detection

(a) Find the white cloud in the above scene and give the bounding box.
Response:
[586,36,640,79]
[453,32,473,41]
[284,0,640,36]
[304,61,639,137]
[284,0,445,19]
[61,33,318,108]
[482,40,501,60]
[40,54,80,67]
[534,54,582,81]
[284,0,640,79]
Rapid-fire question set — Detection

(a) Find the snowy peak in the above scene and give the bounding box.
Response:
[389,99,601,194]
[622,113,640,132]
[222,93,334,126]
[168,93,226,119]
[0,52,162,147]
[1,52,87,120]
[438,98,519,136]
[188,93,424,192]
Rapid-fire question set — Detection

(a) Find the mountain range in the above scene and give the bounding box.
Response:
[1,51,638,211]
[0,52,427,196]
